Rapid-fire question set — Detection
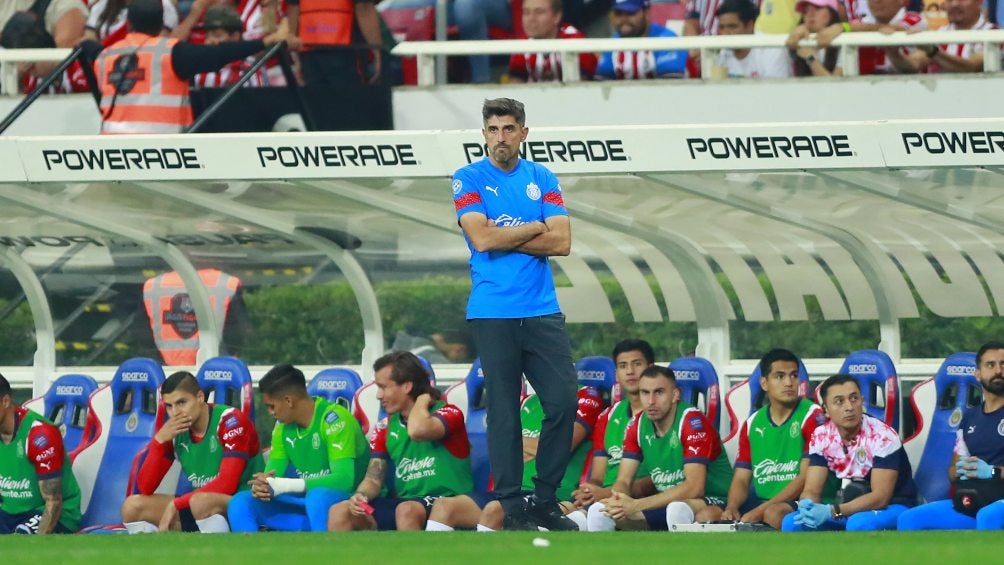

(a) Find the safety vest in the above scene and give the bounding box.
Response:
[96,33,193,134]
[298,0,353,47]
[143,269,240,366]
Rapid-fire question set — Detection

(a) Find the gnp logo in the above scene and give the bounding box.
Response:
[946,365,976,376]
[686,134,853,160]
[463,139,627,164]
[847,364,878,375]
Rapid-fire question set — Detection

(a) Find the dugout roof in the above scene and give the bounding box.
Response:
[1,118,1003,393]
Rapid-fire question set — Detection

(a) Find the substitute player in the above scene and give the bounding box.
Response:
[0,374,81,534]
[696,349,829,528]
[589,365,733,530]
[121,371,262,533]
[228,364,369,531]
[572,339,654,527]
[328,352,474,531]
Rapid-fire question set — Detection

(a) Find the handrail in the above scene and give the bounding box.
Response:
[390,30,1004,85]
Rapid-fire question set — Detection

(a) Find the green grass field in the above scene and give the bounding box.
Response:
[4,531,997,564]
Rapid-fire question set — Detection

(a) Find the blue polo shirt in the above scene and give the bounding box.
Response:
[452,157,568,319]
[958,403,1004,465]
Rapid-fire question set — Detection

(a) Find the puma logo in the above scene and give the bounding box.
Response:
[285,437,296,448]
[485,185,499,197]
[687,446,700,455]
[754,427,765,438]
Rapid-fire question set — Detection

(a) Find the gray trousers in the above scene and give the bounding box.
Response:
[470,314,578,512]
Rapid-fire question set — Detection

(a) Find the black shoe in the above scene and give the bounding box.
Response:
[502,505,539,531]
[526,497,578,531]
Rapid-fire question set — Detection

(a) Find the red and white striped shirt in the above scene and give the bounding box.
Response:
[687,0,721,36]
[508,23,598,81]
[86,0,178,47]
[193,58,272,88]
[23,61,90,94]
[932,14,996,71]
[857,8,927,74]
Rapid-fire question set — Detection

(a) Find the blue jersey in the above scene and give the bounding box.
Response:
[956,403,1004,465]
[596,23,687,80]
[452,157,568,319]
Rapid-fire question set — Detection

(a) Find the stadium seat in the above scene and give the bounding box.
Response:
[903,352,980,503]
[23,373,99,452]
[575,355,617,406]
[722,358,811,462]
[834,349,901,431]
[196,356,255,420]
[443,359,491,492]
[308,367,364,410]
[669,356,723,430]
[377,0,522,84]
[69,358,167,528]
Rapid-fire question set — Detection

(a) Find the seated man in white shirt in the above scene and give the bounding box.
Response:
[715,0,793,78]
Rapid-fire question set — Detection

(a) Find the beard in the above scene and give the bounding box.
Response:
[984,376,1004,396]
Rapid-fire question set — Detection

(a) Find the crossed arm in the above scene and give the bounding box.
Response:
[459,212,571,256]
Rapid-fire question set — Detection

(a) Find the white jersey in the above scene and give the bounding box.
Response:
[718,46,792,78]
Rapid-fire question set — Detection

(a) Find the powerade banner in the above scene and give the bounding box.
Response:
[10,119,1004,182]
[878,119,1004,167]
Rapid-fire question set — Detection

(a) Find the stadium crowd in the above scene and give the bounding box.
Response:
[0,0,998,95]
[3,339,1004,534]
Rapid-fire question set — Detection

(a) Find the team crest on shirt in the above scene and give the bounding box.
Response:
[526,182,541,200]
[452,179,462,195]
[854,446,867,465]
[949,407,963,428]
[312,433,321,449]
[17,443,24,458]
[790,421,800,438]
[669,434,680,448]
[209,437,219,453]
[997,419,1004,436]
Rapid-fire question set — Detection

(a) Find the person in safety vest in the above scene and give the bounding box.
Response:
[142,269,247,366]
[93,0,292,134]
[286,0,383,86]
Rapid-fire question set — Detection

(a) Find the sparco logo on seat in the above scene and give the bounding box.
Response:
[42,148,201,170]
[686,135,853,159]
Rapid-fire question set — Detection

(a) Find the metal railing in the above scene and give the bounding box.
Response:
[390,30,1004,85]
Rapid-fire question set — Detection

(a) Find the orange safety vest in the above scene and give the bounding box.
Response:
[142,269,241,366]
[298,0,353,47]
[95,33,193,134]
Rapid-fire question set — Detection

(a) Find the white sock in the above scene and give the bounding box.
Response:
[665,502,695,529]
[587,503,616,532]
[425,519,454,532]
[566,509,588,531]
[476,524,496,532]
[124,521,158,534]
[195,514,230,534]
